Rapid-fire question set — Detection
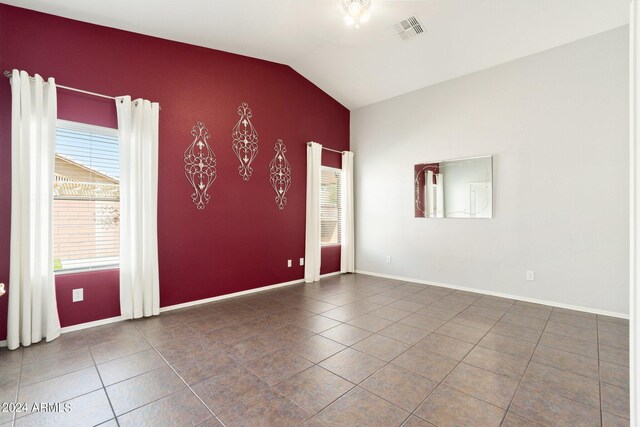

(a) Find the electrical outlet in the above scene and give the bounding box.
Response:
[386,255,392,263]
[72,288,84,302]
[287,259,292,268]
[299,258,304,266]
[526,271,535,281]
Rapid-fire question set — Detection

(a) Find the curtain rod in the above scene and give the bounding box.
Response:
[3,70,161,109]
[306,142,344,154]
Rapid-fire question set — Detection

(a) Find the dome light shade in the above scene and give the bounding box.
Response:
[342,0,371,29]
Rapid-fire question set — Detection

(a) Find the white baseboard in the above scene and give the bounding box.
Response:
[60,315,125,334]
[0,271,345,348]
[356,270,629,319]
[161,271,341,313]
[0,317,126,348]
[320,271,343,278]
[160,278,305,312]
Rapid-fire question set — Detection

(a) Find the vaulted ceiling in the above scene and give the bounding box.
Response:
[3,0,629,109]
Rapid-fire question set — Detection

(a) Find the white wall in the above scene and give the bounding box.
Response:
[352,26,629,316]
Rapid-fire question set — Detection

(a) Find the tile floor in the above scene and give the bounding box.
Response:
[0,273,630,426]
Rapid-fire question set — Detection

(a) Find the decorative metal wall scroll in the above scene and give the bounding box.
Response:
[269,139,292,210]
[231,102,259,181]
[184,122,217,209]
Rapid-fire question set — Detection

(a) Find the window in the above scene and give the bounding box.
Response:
[321,167,342,245]
[53,120,120,272]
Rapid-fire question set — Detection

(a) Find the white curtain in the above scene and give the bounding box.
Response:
[436,173,444,218]
[304,142,322,283]
[340,151,355,273]
[426,170,435,218]
[7,70,61,350]
[116,96,160,319]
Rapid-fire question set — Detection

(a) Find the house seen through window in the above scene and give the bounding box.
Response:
[53,120,120,272]
[320,166,342,245]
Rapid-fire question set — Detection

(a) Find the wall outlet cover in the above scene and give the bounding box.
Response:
[287,259,292,268]
[299,258,304,266]
[72,288,84,302]
[526,271,535,281]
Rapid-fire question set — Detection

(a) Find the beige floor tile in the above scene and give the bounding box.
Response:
[477,332,536,359]
[520,362,600,408]
[318,387,409,427]
[413,333,474,360]
[391,348,458,382]
[319,348,386,384]
[18,367,102,410]
[538,331,598,358]
[531,344,598,379]
[217,387,310,426]
[435,322,487,344]
[295,315,342,333]
[352,334,410,362]
[361,364,437,412]
[600,360,630,389]
[601,382,630,419]
[20,349,94,386]
[442,363,519,409]
[378,323,431,345]
[291,335,346,364]
[274,365,354,414]
[97,348,167,386]
[509,383,600,426]
[246,349,313,386]
[462,346,528,379]
[320,324,372,346]
[491,321,543,343]
[347,314,395,332]
[106,366,185,415]
[415,385,504,427]
[117,389,211,427]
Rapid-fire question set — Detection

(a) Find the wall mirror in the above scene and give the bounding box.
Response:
[414,155,493,218]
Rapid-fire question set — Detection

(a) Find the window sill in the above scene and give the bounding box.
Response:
[55,266,119,276]
[321,244,342,248]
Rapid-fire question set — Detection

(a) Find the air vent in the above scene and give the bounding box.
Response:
[394,16,425,40]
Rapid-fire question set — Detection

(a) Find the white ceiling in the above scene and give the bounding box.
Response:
[4,0,629,109]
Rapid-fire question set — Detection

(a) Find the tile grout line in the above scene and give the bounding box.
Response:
[497,304,553,426]
[597,315,604,427]
[10,347,25,427]
[192,281,446,424]
[329,294,513,425]
[307,286,451,426]
[137,326,227,427]
[87,344,120,426]
[407,297,517,425]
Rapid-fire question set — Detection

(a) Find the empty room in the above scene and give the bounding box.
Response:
[0,0,636,426]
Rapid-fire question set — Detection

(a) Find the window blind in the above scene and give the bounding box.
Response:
[53,120,120,272]
[320,167,342,245]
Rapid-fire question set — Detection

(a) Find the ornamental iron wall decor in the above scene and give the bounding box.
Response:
[232,102,259,181]
[184,121,217,209]
[269,139,292,210]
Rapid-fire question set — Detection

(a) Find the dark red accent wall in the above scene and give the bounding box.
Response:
[0,5,349,340]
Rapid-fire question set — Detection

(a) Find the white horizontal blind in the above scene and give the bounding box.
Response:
[321,167,342,245]
[53,120,120,272]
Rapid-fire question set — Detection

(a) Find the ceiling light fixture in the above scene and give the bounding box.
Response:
[343,0,371,29]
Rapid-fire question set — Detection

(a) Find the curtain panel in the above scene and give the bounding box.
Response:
[7,70,61,350]
[340,151,355,273]
[116,96,160,319]
[304,142,322,282]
